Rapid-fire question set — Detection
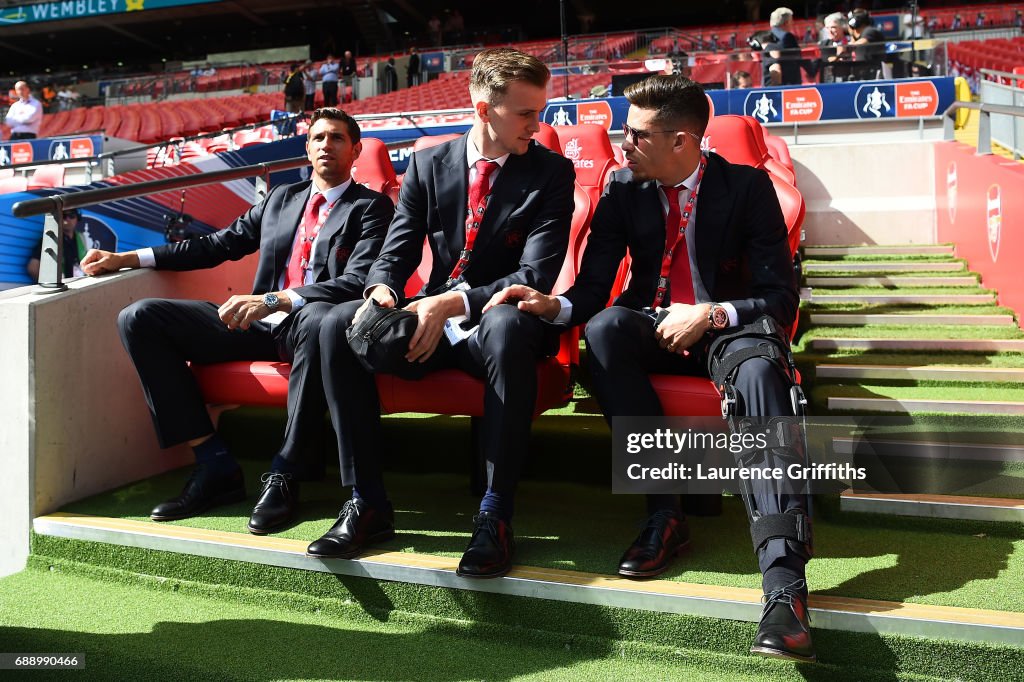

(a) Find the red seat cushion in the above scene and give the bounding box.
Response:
[650,375,723,417]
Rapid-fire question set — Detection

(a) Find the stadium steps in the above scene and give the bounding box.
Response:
[799,243,1024,524]
[23,458,1024,679]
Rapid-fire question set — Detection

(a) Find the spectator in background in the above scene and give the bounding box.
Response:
[5,81,43,139]
[340,50,358,103]
[283,63,305,115]
[815,12,850,81]
[27,208,87,281]
[762,7,815,86]
[847,10,890,78]
[41,84,57,113]
[732,70,754,88]
[976,12,986,28]
[320,54,340,107]
[407,47,421,87]
[382,57,398,94]
[57,85,74,111]
[303,60,318,111]
[951,13,962,31]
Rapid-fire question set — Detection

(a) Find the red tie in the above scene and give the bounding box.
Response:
[662,184,695,305]
[284,192,326,289]
[449,159,499,284]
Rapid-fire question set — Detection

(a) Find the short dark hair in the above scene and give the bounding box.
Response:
[469,48,550,103]
[623,75,710,136]
[309,107,361,144]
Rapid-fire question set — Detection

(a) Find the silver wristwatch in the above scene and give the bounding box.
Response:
[262,292,281,311]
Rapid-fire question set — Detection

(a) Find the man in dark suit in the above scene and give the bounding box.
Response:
[308,48,575,578]
[762,7,815,85]
[80,108,395,535]
[487,75,814,662]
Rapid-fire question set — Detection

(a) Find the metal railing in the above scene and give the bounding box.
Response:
[942,99,1024,155]
[12,155,309,293]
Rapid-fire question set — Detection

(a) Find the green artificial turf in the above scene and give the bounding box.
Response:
[799,303,1015,316]
[47,464,1024,614]
[0,565,818,682]
[797,352,1024,369]
[803,270,975,279]
[817,383,1024,404]
[801,254,961,263]
[796,324,1024,343]
[806,286,995,297]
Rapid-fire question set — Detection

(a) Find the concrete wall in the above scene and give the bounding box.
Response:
[0,255,255,578]
[789,140,937,245]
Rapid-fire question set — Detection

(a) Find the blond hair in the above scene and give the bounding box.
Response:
[469,48,550,103]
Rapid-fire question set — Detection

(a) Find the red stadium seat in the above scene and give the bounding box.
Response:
[412,133,461,152]
[0,176,29,194]
[764,134,794,174]
[552,124,619,211]
[532,122,560,151]
[352,137,399,203]
[28,165,66,189]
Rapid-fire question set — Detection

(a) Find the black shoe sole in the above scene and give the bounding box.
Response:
[150,488,247,522]
[617,540,691,578]
[750,645,817,664]
[455,563,512,579]
[246,510,297,535]
[305,528,395,559]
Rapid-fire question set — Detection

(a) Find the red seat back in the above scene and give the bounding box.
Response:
[704,115,767,168]
[412,133,461,152]
[764,134,794,174]
[532,122,560,151]
[352,137,399,203]
[28,165,66,189]
[553,124,618,205]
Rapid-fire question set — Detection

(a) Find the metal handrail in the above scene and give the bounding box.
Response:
[14,155,310,293]
[941,99,1024,154]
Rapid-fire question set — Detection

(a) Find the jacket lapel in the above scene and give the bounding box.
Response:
[435,135,469,264]
[310,181,358,278]
[272,182,310,279]
[472,149,529,258]
[693,154,732,295]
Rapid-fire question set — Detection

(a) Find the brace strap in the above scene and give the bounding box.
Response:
[751,511,812,551]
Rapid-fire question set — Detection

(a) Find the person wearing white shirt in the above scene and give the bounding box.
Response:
[5,81,43,139]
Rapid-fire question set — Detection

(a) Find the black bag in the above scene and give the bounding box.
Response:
[345,300,419,373]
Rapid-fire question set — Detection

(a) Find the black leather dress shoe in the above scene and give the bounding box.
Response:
[617,510,690,578]
[150,464,246,521]
[306,498,394,559]
[750,580,816,663]
[247,472,300,535]
[456,511,515,578]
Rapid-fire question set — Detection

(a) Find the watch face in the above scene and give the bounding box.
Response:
[712,306,729,328]
[263,293,279,309]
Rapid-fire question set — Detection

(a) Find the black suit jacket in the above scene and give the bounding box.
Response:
[564,153,798,329]
[152,179,394,303]
[366,134,575,324]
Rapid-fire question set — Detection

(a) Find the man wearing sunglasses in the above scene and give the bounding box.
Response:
[79,107,394,535]
[486,75,813,662]
[26,208,88,280]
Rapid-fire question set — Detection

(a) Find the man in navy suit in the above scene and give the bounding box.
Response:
[81,108,395,535]
[308,48,575,578]
[487,75,814,662]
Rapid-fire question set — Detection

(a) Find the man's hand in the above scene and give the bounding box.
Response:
[403,291,465,363]
[80,249,140,276]
[654,303,711,354]
[484,284,561,321]
[354,284,397,326]
[218,293,292,331]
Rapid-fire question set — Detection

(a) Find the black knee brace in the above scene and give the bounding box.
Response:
[707,316,812,560]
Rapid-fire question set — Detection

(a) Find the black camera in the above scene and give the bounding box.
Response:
[746,35,764,51]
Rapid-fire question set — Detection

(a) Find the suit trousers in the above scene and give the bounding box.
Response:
[321,81,338,107]
[319,300,557,497]
[584,306,809,575]
[117,298,335,466]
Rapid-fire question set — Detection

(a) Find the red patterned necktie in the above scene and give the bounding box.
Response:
[284,192,326,289]
[448,159,499,284]
[662,184,695,305]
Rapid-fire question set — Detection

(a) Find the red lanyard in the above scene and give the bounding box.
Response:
[653,154,707,308]
[447,160,498,286]
[298,198,337,270]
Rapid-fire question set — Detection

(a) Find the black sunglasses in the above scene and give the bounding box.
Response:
[621,122,679,146]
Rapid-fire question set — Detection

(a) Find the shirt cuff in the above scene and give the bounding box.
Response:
[551,295,573,326]
[363,284,399,302]
[136,248,156,268]
[283,289,305,311]
[720,302,739,328]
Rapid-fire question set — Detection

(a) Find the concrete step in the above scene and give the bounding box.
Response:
[808,313,1015,326]
[827,396,1024,415]
[804,276,978,288]
[804,245,955,257]
[840,491,1024,523]
[802,292,996,305]
[833,437,1024,463]
[810,338,1024,352]
[803,262,966,273]
[32,512,1024,648]
[817,363,1024,382]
